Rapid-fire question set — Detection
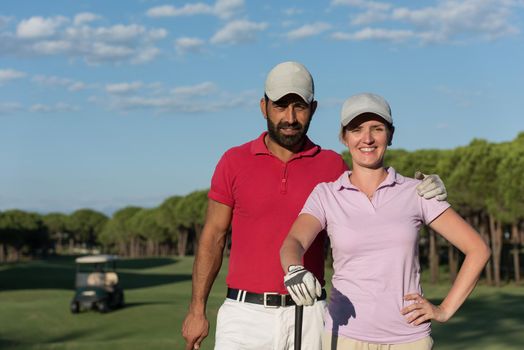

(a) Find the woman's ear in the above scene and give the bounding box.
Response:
[339,126,347,146]
[388,125,395,146]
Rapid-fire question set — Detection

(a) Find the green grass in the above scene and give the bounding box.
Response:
[1,256,523,349]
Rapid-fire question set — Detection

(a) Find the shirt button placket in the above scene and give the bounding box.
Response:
[280,163,288,194]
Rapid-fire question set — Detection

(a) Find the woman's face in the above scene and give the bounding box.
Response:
[342,115,389,170]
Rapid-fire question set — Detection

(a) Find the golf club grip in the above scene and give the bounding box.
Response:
[294,305,304,350]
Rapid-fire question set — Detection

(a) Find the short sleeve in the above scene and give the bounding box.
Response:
[300,184,328,230]
[419,195,451,225]
[208,152,235,208]
[340,155,350,172]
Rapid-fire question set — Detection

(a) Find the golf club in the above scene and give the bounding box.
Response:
[294,304,304,350]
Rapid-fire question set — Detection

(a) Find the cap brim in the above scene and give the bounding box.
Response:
[341,108,392,127]
[266,88,313,103]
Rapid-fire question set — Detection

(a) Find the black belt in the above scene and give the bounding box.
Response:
[227,288,327,308]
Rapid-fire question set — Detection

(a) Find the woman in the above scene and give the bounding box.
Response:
[280,93,490,350]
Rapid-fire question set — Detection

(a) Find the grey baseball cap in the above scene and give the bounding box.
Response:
[340,93,393,127]
[264,61,314,103]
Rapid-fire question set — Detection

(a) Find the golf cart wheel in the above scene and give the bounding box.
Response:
[97,301,109,313]
[70,301,80,314]
[117,292,125,308]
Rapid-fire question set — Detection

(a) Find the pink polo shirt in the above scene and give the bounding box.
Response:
[301,167,450,344]
[209,132,348,294]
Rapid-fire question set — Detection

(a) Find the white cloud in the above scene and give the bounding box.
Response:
[106,81,143,94]
[0,69,26,84]
[146,5,176,17]
[334,0,522,44]
[33,75,71,86]
[132,47,161,64]
[32,40,71,54]
[74,12,101,26]
[68,82,88,91]
[351,10,389,25]
[332,27,414,41]
[146,82,165,94]
[31,74,89,91]
[91,42,134,60]
[175,37,205,54]
[29,102,78,113]
[148,28,168,40]
[210,20,268,45]
[112,96,172,109]
[110,92,254,113]
[104,81,218,99]
[68,25,165,64]
[281,20,298,28]
[146,0,244,19]
[331,0,392,11]
[29,104,50,112]
[2,16,167,65]
[146,4,214,17]
[286,22,332,40]
[0,102,22,114]
[283,8,304,16]
[391,0,521,43]
[99,24,147,41]
[16,16,68,39]
[0,16,12,29]
[172,82,217,96]
[66,24,151,43]
[214,0,245,19]
[102,80,257,114]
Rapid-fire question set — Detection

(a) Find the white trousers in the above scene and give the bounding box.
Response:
[215,298,326,350]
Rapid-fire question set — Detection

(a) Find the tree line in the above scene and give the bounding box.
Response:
[0,189,207,262]
[1,132,523,286]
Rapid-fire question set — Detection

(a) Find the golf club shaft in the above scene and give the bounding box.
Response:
[294,305,304,350]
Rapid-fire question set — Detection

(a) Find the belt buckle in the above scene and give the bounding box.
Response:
[281,294,288,307]
[263,292,281,308]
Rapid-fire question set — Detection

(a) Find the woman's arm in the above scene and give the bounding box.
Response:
[402,207,491,325]
[280,213,324,306]
[280,213,323,272]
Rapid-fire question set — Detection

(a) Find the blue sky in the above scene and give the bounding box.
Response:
[1,0,523,215]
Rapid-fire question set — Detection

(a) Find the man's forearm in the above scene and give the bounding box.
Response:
[189,231,227,314]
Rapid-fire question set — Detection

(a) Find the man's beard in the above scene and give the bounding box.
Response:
[266,116,311,149]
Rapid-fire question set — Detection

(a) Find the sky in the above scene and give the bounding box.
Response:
[1,0,523,216]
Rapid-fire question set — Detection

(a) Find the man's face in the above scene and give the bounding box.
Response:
[263,94,316,149]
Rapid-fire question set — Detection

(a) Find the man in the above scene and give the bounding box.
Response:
[182,61,447,350]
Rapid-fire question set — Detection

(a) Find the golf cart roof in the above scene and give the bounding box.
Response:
[75,255,119,264]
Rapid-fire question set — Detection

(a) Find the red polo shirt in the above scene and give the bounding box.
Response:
[209,132,348,294]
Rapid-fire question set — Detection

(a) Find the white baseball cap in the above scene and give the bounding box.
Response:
[340,93,393,127]
[264,61,314,103]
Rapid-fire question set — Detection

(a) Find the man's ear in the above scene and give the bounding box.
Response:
[260,98,268,119]
[310,100,318,119]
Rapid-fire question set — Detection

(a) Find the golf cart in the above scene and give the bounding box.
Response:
[70,254,124,313]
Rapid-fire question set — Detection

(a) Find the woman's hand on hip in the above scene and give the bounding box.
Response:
[401,293,451,325]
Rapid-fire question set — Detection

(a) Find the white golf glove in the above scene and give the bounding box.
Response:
[284,265,321,306]
[415,171,447,201]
